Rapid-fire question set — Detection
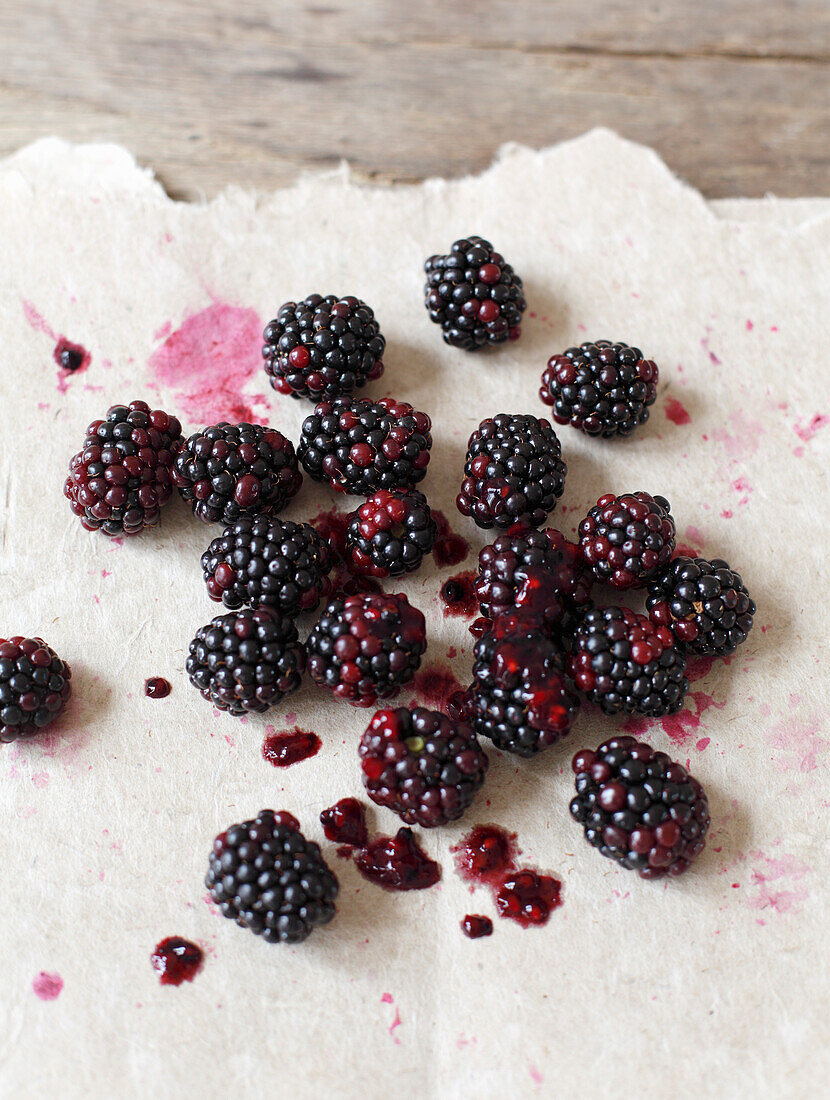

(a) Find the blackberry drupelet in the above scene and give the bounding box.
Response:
[346,489,436,578]
[647,556,756,657]
[297,397,432,495]
[202,515,332,615]
[64,400,183,536]
[424,236,526,349]
[306,592,426,707]
[0,637,71,743]
[476,526,593,630]
[186,607,305,716]
[262,294,385,401]
[579,491,676,588]
[206,810,338,943]
[569,606,688,716]
[457,414,567,530]
[569,736,710,878]
[359,706,488,828]
[470,615,580,757]
[540,340,658,438]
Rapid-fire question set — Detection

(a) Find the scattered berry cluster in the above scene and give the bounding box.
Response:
[27,233,756,948]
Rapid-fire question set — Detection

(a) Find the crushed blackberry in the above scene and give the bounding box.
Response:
[457,414,566,530]
[202,515,332,616]
[306,592,427,707]
[647,556,756,657]
[496,870,562,927]
[64,400,184,536]
[476,527,593,630]
[470,617,580,756]
[461,915,493,939]
[319,798,369,848]
[440,571,478,618]
[150,937,203,986]
[298,397,432,495]
[424,236,526,349]
[206,810,338,943]
[570,736,710,878]
[359,706,488,828]
[186,607,305,716]
[262,294,385,401]
[353,827,440,891]
[173,423,302,525]
[569,606,688,716]
[579,492,676,588]
[346,489,436,578]
[0,637,72,743]
[540,340,659,437]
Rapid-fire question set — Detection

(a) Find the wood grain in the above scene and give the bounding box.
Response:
[0,1,827,200]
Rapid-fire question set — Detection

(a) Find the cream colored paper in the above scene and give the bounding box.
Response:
[0,130,827,1099]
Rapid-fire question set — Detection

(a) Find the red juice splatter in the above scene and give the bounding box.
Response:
[353,828,440,891]
[144,677,171,698]
[461,914,493,939]
[432,510,470,567]
[411,664,465,711]
[262,728,321,767]
[150,937,204,986]
[308,507,382,598]
[496,871,562,927]
[22,300,91,393]
[320,798,368,847]
[452,824,518,887]
[149,302,267,424]
[664,396,691,426]
[439,571,477,617]
[32,971,63,1001]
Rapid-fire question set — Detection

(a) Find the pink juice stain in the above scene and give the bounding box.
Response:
[664,396,690,426]
[623,690,726,748]
[149,302,268,424]
[22,301,91,392]
[32,971,63,1000]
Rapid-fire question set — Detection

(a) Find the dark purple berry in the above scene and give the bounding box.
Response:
[647,556,756,657]
[579,492,676,588]
[346,489,436,578]
[0,637,71,743]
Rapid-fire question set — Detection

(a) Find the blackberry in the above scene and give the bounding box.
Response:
[186,607,305,716]
[457,414,566,530]
[359,706,488,828]
[476,527,593,631]
[424,236,526,350]
[298,397,432,495]
[346,489,436,578]
[202,515,332,616]
[570,736,710,878]
[262,294,385,401]
[206,810,338,943]
[579,492,676,589]
[470,615,580,757]
[306,592,426,707]
[569,606,688,716]
[647,556,756,657]
[0,637,71,743]
[64,400,183,536]
[540,340,658,438]
[173,423,302,525]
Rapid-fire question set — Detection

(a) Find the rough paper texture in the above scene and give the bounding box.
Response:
[0,130,827,1099]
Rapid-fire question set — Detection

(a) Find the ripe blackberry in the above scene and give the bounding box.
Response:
[424,236,526,350]
[202,515,332,616]
[647,556,756,657]
[298,397,432,495]
[346,489,436,578]
[540,340,658,438]
[64,400,183,536]
[206,810,338,943]
[476,527,593,630]
[570,736,710,878]
[579,492,675,588]
[569,606,688,716]
[470,616,580,757]
[186,607,305,716]
[306,592,426,707]
[359,706,488,828]
[457,414,566,530]
[173,423,302,525]
[0,637,71,743]
[262,294,385,401]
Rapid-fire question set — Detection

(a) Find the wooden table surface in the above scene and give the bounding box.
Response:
[1,1,828,200]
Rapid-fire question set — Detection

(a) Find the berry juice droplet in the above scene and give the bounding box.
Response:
[461,914,493,939]
[262,728,321,767]
[495,871,562,927]
[452,824,518,886]
[439,571,478,617]
[353,828,440,891]
[144,677,171,699]
[54,338,90,374]
[320,798,368,847]
[32,971,63,1000]
[431,509,470,567]
[150,938,203,986]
